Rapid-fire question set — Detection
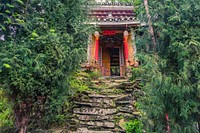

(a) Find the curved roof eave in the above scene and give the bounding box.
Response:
[86,21,141,27]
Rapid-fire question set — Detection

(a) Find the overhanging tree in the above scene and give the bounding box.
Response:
[0,0,90,132]
[133,0,200,132]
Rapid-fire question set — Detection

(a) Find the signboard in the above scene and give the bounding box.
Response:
[103,30,116,35]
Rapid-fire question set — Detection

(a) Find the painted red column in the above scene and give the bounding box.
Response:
[95,38,99,61]
[94,31,100,62]
[123,31,129,62]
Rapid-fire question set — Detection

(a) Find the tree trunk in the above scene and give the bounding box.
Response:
[144,0,157,52]
[14,106,29,133]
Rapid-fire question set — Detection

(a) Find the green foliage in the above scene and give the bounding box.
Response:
[0,90,13,128]
[0,0,91,131]
[125,119,143,133]
[70,78,90,93]
[43,71,92,127]
[69,72,91,94]
[88,70,101,79]
[133,0,200,132]
[131,67,143,80]
[101,0,133,3]
[137,56,200,132]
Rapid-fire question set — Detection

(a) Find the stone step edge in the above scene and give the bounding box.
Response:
[88,94,122,98]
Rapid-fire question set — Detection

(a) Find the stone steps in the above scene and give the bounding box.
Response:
[68,77,142,133]
[69,128,114,133]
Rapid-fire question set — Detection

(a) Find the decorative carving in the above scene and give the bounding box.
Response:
[89,2,133,6]
[124,30,129,43]
[88,2,136,23]
[94,31,100,40]
[123,30,129,38]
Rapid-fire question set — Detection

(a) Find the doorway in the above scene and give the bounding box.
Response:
[110,48,120,76]
[100,34,124,77]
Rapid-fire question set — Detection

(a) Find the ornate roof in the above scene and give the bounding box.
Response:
[87,2,140,27]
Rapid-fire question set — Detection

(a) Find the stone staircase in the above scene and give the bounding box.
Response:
[68,77,143,133]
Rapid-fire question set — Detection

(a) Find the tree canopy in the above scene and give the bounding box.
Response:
[0,0,91,132]
[133,0,200,132]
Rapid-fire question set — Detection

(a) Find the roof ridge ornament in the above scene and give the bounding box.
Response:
[90,1,133,6]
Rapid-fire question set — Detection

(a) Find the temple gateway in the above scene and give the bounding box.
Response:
[86,2,142,77]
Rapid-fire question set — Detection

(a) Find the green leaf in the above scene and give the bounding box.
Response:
[0,24,6,31]
[31,32,39,38]
[5,10,10,14]
[16,0,24,5]
[3,64,12,69]
[50,29,55,33]
[6,4,15,8]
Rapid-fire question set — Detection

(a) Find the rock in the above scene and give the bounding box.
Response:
[125,89,134,92]
[88,94,107,98]
[91,80,99,84]
[88,94,122,98]
[118,119,126,130]
[77,99,115,108]
[81,90,92,94]
[69,128,113,133]
[111,129,126,133]
[46,129,63,133]
[133,90,144,96]
[100,88,124,94]
[77,115,114,121]
[114,95,129,101]
[136,78,142,81]
[115,100,131,104]
[132,112,141,115]
[106,95,122,98]
[73,108,117,115]
[80,121,115,128]
[74,102,93,107]
[83,98,112,103]
[113,79,128,83]
[120,82,134,86]
[116,113,135,119]
[75,102,114,108]
[30,129,46,133]
[118,107,133,114]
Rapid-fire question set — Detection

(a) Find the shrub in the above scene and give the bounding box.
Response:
[0,0,90,132]
[125,119,143,133]
[89,70,101,79]
[0,90,13,128]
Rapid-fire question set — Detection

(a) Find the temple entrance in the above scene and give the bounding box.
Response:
[100,34,124,77]
[89,29,135,77]
[86,2,139,78]
[110,48,120,76]
[101,47,121,77]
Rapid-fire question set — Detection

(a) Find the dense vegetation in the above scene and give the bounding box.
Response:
[133,0,200,132]
[0,0,90,132]
[0,0,199,133]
